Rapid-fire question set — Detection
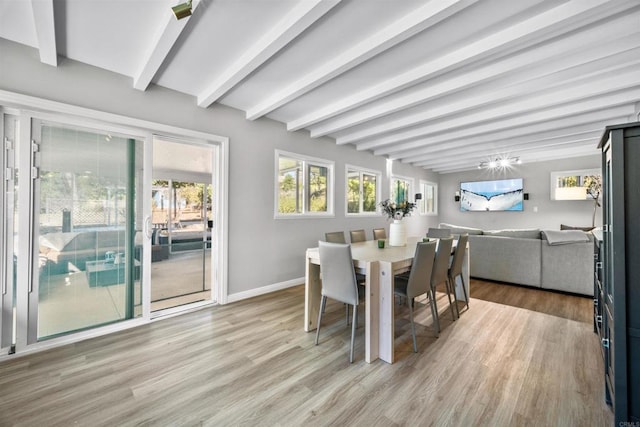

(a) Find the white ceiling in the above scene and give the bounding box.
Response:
[1,0,639,173]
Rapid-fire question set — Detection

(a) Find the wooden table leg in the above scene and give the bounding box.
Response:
[365,261,379,363]
[378,260,394,364]
[304,253,322,332]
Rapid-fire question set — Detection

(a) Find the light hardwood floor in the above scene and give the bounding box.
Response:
[0,279,612,426]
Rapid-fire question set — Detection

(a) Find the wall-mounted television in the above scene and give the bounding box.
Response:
[460,178,524,211]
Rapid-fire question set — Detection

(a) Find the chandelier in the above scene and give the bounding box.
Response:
[478,156,521,169]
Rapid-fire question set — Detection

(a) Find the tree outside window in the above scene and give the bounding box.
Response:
[307,165,328,212]
[276,151,333,217]
[346,166,380,215]
[347,170,361,214]
[278,157,303,213]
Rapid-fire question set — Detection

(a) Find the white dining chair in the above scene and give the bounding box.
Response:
[448,233,469,317]
[373,228,386,240]
[394,241,437,352]
[325,231,346,243]
[315,241,361,363]
[430,237,456,330]
[350,229,367,243]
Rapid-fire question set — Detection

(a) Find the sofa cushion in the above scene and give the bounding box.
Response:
[483,229,540,239]
[542,230,591,245]
[438,223,483,235]
[468,235,542,287]
[541,236,594,295]
[560,224,595,232]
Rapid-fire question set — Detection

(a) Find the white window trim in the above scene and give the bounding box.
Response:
[345,164,381,217]
[419,179,438,216]
[390,174,415,203]
[274,149,335,219]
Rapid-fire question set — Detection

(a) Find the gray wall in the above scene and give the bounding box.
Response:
[438,155,602,231]
[0,39,439,296]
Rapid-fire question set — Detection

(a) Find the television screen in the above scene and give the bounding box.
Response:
[460,178,523,211]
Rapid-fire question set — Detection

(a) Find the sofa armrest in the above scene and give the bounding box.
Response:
[541,239,594,295]
[469,235,541,287]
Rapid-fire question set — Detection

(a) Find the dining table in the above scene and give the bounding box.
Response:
[304,236,469,364]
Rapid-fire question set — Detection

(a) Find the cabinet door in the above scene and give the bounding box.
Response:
[605,304,614,405]
[603,144,613,307]
[602,141,614,405]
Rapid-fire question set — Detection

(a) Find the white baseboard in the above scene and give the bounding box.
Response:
[226,277,304,303]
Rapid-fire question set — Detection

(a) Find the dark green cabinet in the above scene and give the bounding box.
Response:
[597,121,640,424]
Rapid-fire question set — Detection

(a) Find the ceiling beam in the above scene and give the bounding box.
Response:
[339,66,640,145]
[133,0,201,91]
[30,0,57,66]
[288,0,631,134]
[362,89,640,154]
[386,109,635,160]
[434,147,598,173]
[410,132,602,168]
[518,146,600,163]
[410,128,603,166]
[423,143,595,172]
[245,0,480,120]
[197,0,341,108]
[298,16,640,135]
[405,128,605,165]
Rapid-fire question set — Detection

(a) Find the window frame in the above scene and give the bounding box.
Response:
[418,180,438,216]
[345,164,381,217]
[274,150,334,219]
[390,174,415,205]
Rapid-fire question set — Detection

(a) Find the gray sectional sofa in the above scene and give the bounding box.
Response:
[439,223,594,296]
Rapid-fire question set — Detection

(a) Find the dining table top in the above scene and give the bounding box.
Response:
[307,236,447,265]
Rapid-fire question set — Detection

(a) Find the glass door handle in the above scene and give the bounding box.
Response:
[144,216,152,239]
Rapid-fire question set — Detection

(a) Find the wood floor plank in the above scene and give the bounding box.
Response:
[0,279,612,426]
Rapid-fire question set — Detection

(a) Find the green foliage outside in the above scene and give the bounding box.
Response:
[278,171,301,213]
[152,180,212,211]
[347,176,360,213]
[362,176,377,212]
[277,158,329,214]
[308,165,327,212]
[557,175,579,188]
[348,173,377,213]
[41,171,117,205]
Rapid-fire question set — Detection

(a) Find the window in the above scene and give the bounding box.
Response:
[391,175,414,204]
[419,180,438,215]
[276,150,334,217]
[346,165,381,215]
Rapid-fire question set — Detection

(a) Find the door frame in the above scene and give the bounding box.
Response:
[1,110,19,354]
[0,89,229,358]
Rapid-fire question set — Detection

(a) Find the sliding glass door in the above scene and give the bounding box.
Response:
[150,138,214,311]
[31,120,144,341]
[0,98,225,357]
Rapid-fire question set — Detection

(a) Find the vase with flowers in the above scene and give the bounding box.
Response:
[585,174,602,228]
[380,199,416,246]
